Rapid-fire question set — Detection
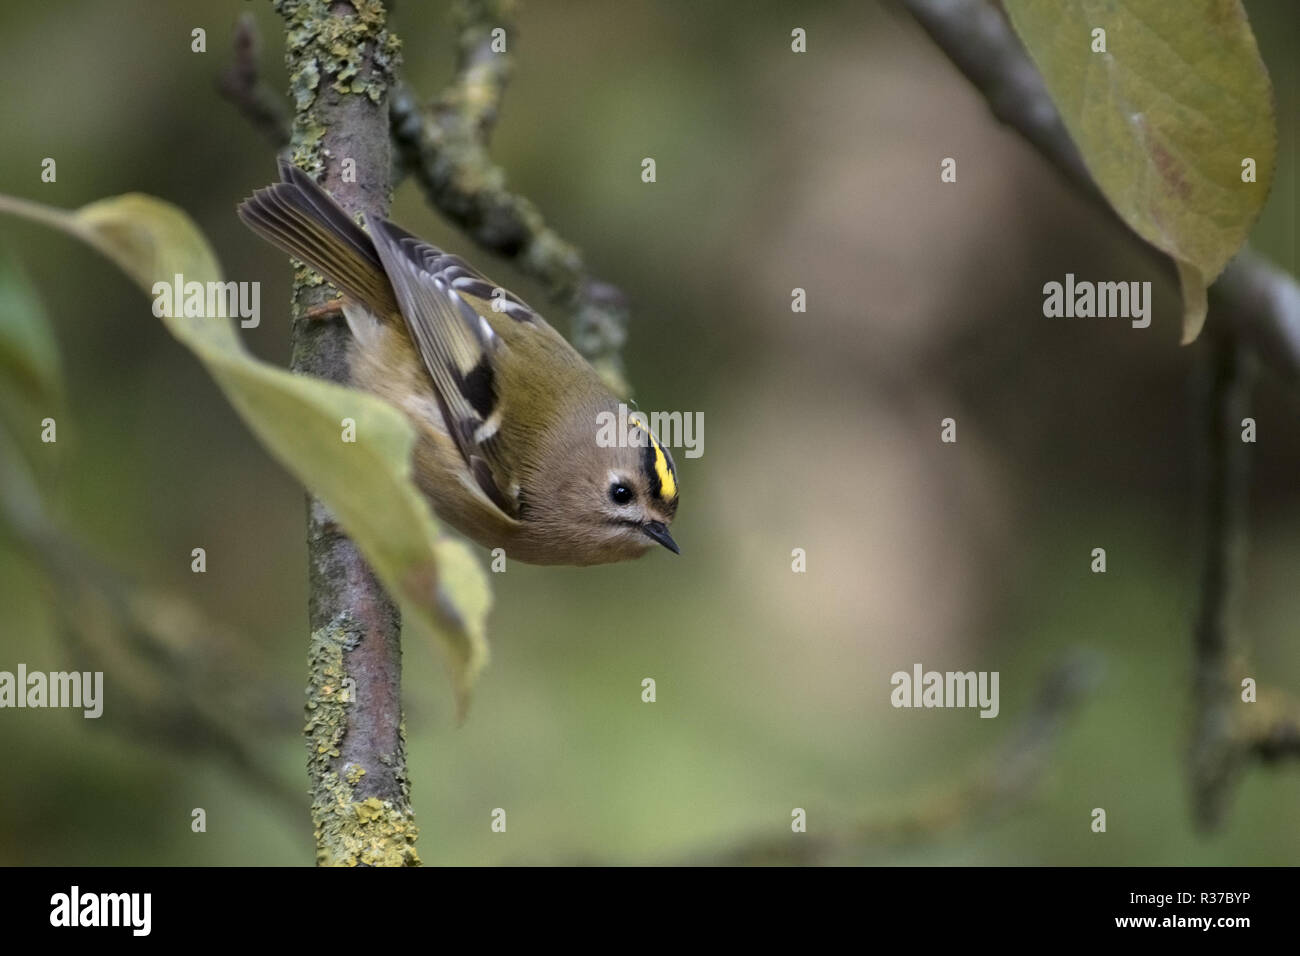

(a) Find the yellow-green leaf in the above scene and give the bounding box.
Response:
[1003,0,1276,342]
[0,192,490,713]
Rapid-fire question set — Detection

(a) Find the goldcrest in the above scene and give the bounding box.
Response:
[238,160,679,565]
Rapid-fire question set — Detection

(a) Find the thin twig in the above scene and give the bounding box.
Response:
[1189,333,1254,830]
[217,13,291,149]
[1191,335,1300,829]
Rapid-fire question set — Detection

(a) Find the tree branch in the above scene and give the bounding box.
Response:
[1190,333,1300,829]
[900,0,1300,381]
[1189,333,1254,830]
[390,0,631,394]
[217,13,290,149]
[274,0,417,866]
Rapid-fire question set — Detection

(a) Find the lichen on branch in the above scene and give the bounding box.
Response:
[275,0,418,867]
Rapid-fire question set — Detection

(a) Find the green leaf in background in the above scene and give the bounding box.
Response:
[1003,0,1276,342]
[0,192,490,713]
[0,247,62,410]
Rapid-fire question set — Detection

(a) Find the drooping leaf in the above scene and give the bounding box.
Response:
[1003,0,1276,342]
[0,192,490,713]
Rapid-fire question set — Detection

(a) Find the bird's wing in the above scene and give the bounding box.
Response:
[367,219,535,519]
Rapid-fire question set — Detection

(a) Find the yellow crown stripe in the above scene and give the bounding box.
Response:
[630,414,677,500]
[652,440,677,500]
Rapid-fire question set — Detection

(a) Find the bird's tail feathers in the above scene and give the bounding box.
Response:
[237,158,397,316]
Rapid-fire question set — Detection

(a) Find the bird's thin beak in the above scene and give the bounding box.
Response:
[642,521,680,554]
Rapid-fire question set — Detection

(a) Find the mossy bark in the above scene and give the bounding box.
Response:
[275,0,417,866]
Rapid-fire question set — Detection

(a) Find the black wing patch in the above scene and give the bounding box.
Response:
[454,355,497,419]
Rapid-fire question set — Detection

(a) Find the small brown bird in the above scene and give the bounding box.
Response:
[237,160,678,565]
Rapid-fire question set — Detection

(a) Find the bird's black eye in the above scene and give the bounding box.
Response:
[609,483,634,506]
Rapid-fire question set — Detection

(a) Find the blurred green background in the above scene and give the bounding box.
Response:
[0,0,1297,865]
